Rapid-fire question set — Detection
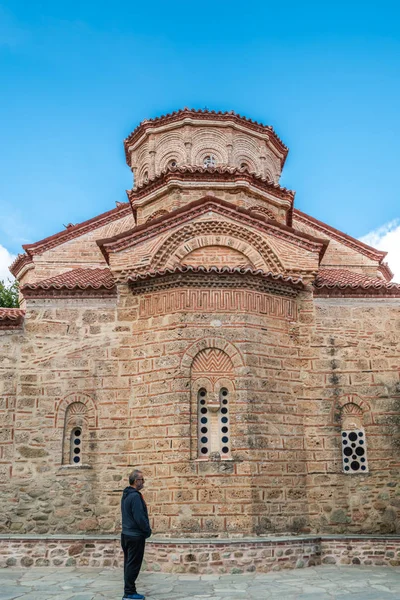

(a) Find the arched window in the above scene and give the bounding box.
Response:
[191,347,235,460]
[219,388,230,456]
[198,388,209,456]
[340,403,368,474]
[62,402,87,466]
[143,171,149,183]
[203,155,216,168]
[70,427,83,464]
[197,385,231,459]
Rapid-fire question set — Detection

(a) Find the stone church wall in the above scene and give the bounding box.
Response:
[303,297,400,533]
[109,283,310,536]
[1,288,399,537]
[0,283,313,536]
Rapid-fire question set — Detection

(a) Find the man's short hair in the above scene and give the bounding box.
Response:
[129,469,142,485]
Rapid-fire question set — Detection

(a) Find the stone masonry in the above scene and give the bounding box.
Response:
[1,110,399,562]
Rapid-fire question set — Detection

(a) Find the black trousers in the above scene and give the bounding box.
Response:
[121,533,146,595]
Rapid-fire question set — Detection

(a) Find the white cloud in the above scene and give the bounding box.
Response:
[0,244,16,282]
[359,219,400,283]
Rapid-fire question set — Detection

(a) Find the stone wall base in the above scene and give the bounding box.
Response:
[1,535,399,572]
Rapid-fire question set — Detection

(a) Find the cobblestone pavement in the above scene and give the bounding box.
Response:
[1,566,400,600]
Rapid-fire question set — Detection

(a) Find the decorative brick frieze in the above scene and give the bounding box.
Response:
[138,289,298,320]
[127,166,294,204]
[124,108,288,169]
[128,267,303,300]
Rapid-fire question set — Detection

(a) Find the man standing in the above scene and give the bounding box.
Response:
[121,469,152,600]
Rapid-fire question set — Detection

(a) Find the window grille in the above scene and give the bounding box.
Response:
[219,388,230,456]
[203,155,216,168]
[70,427,82,464]
[341,429,368,473]
[198,388,209,456]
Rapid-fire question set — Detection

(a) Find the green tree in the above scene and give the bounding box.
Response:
[0,279,19,308]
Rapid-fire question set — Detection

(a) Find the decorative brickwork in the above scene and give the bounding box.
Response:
[0,109,399,556]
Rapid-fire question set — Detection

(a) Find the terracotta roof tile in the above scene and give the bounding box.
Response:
[124,108,288,166]
[128,265,304,288]
[0,308,25,329]
[0,308,25,321]
[127,165,294,204]
[22,268,116,298]
[98,196,327,264]
[314,269,400,297]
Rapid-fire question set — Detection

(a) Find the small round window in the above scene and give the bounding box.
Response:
[168,160,177,168]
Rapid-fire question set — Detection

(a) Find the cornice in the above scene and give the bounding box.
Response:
[9,253,34,278]
[313,286,400,298]
[21,268,116,299]
[127,165,294,207]
[293,209,387,264]
[313,268,400,298]
[98,196,328,263]
[127,265,304,298]
[20,203,132,258]
[124,109,288,166]
[21,288,117,300]
[378,262,394,282]
[0,308,25,330]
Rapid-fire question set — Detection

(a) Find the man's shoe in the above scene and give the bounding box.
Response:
[123,594,145,600]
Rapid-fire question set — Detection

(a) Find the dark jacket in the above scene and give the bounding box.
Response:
[121,486,152,538]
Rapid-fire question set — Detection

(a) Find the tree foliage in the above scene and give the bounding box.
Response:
[0,279,19,308]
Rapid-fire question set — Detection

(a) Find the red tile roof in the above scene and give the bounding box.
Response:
[22,268,116,298]
[127,165,294,205]
[314,269,400,297]
[129,265,305,288]
[0,308,25,329]
[124,108,288,166]
[98,196,328,264]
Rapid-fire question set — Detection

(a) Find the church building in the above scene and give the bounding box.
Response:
[1,109,400,553]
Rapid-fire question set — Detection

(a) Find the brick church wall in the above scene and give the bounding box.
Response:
[303,297,400,533]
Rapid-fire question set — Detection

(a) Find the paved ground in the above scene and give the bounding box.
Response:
[0,566,400,599]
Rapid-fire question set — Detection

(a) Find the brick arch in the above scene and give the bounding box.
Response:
[248,205,276,221]
[191,130,229,165]
[336,394,370,414]
[166,235,259,269]
[332,394,372,426]
[192,348,235,377]
[181,337,243,376]
[235,155,257,172]
[158,148,186,172]
[146,209,169,223]
[151,220,285,273]
[55,392,97,429]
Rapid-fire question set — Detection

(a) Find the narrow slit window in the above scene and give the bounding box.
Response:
[198,389,209,457]
[219,388,230,457]
[71,427,82,465]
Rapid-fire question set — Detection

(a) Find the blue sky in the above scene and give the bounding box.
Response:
[1,0,399,279]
